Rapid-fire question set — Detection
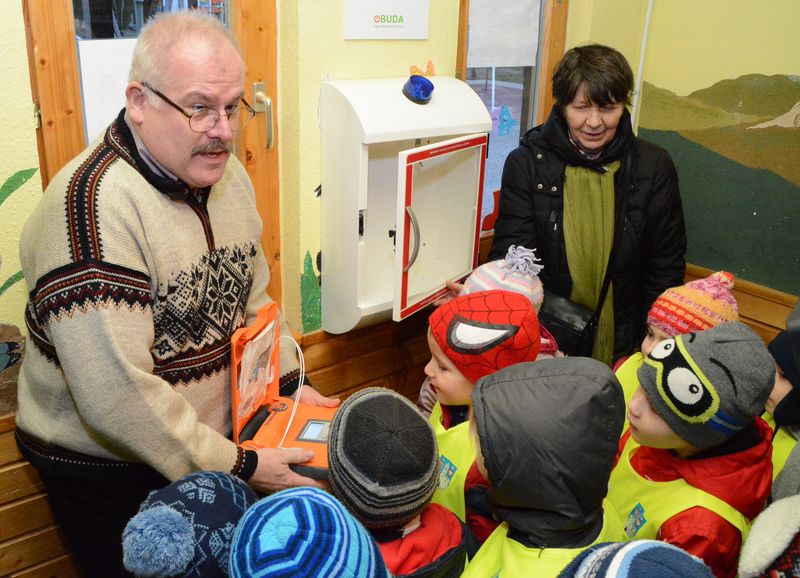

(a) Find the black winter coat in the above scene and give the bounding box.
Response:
[490,107,686,360]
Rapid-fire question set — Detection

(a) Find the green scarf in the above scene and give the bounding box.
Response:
[563,161,620,365]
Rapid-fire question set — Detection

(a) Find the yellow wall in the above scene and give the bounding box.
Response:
[0,2,43,331]
[278,1,461,327]
[566,0,649,86]
[0,1,460,333]
[567,0,798,97]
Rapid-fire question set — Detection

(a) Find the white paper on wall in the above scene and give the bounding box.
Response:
[344,0,429,40]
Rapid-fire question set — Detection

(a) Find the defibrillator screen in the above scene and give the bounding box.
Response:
[297,420,331,443]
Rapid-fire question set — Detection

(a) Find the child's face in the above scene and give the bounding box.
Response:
[627,385,696,456]
[766,363,791,415]
[424,328,474,406]
[641,324,672,357]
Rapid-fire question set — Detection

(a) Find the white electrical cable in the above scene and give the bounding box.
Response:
[631,0,655,132]
[277,334,305,448]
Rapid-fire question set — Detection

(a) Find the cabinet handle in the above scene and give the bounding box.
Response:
[404,206,420,272]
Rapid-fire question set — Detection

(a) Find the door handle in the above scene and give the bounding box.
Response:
[404,206,421,272]
[252,82,274,150]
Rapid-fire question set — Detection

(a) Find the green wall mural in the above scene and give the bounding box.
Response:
[0,167,37,298]
[638,75,800,294]
[300,250,321,332]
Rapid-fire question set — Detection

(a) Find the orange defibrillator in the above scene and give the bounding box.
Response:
[230,302,336,479]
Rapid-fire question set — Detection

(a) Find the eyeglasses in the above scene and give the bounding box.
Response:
[141,82,255,132]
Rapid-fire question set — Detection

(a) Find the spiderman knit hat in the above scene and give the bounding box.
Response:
[647,271,738,336]
[429,290,540,384]
[637,322,774,450]
[462,245,545,311]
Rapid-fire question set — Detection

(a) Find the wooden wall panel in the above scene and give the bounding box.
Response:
[0,463,43,506]
[685,264,796,344]
[11,554,79,578]
[0,430,23,466]
[303,312,430,402]
[0,495,54,543]
[0,526,70,576]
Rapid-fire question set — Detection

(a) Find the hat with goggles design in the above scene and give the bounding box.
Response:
[637,321,775,450]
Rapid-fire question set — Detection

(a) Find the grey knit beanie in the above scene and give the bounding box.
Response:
[327,387,439,528]
[637,321,775,450]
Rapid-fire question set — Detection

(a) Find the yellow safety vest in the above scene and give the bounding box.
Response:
[763,412,798,480]
[461,501,624,578]
[614,352,643,434]
[429,402,476,522]
[608,436,750,542]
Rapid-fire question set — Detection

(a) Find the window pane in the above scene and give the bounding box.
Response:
[465,0,543,225]
[72,0,229,40]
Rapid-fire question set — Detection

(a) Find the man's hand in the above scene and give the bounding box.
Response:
[293,384,341,408]
[433,279,465,306]
[248,447,324,493]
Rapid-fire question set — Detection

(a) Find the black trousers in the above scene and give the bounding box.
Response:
[15,429,169,578]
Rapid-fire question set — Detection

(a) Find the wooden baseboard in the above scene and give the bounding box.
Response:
[300,308,430,402]
[685,264,797,344]
[0,420,79,576]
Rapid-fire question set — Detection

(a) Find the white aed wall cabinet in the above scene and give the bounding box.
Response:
[320,76,492,334]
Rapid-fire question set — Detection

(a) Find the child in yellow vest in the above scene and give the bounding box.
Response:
[609,322,776,578]
[417,246,561,418]
[463,357,626,578]
[614,271,739,431]
[425,289,540,542]
[764,329,800,499]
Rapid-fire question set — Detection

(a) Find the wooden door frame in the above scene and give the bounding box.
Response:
[23,1,85,190]
[230,1,281,302]
[22,0,282,303]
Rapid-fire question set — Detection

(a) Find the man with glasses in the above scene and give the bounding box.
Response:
[15,11,335,577]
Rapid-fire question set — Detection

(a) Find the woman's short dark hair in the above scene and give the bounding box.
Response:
[551,44,634,108]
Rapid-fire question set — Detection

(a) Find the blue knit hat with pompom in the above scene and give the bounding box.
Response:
[122,471,258,577]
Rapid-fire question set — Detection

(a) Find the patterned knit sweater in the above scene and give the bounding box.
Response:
[16,110,298,481]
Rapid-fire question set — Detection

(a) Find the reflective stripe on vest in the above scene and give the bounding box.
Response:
[462,501,625,578]
[429,402,476,522]
[608,436,750,542]
[763,412,798,480]
[614,352,643,434]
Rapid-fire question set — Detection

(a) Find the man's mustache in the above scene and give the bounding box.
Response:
[192,141,231,155]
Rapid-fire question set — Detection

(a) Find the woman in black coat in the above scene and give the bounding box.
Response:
[489,44,686,363]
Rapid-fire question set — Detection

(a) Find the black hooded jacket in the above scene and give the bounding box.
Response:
[471,357,625,549]
[489,107,687,360]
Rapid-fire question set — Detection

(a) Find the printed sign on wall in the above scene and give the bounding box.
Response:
[344,0,429,40]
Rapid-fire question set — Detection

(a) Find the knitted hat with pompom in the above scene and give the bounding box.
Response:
[647,271,738,336]
[122,471,258,578]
